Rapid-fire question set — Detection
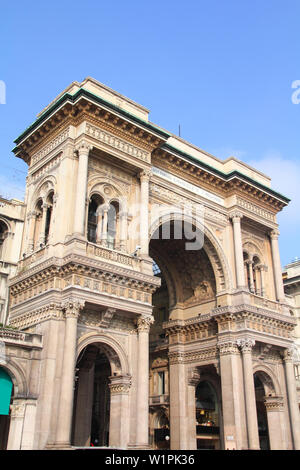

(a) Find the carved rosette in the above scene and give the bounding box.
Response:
[137,314,154,333]
[109,374,132,395]
[63,299,85,319]
[237,338,255,353]
[217,340,239,356]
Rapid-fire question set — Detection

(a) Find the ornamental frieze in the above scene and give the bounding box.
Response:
[30,127,71,166]
[86,122,150,163]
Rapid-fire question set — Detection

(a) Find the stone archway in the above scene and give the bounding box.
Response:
[72,335,131,449]
[253,368,285,450]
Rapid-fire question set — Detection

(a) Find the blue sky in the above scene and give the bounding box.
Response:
[0,0,299,267]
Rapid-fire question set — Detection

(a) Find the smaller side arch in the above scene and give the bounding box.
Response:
[77,332,130,376]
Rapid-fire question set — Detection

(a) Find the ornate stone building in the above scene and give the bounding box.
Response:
[0,197,25,325]
[0,77,299,450]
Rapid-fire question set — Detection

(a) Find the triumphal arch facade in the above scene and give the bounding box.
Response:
[1,77,300,450]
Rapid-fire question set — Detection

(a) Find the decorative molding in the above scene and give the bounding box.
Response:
[30,127,71,166]
[217,340,239,356]
[86,122,150,163]
[236,197,276,223]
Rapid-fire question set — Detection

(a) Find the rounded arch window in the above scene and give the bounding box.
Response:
[87,194,104,243]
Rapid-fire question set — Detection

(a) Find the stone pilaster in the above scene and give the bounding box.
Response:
[135,314,153,447]
[264,395,285,450]
[168,350,189,450]
[230,211,245,289]
[217,340,245,450]
[73,141,91,236]
[283,347,300,449]
[270,229,285,301]
[237,338,260,450]
[139,170,151,257]
[53,299,85,448]
[109,374,132,448]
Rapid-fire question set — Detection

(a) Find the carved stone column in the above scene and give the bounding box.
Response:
[217,340,247,450]
[73,141,91,236]
[187,368,200,450]
[100,203,109,247]
[253,265,261,296]
[230,212,245,289]
[259,265,266,297]
[270,229,285,301]
[119,210,128,252]
[139,170,151,257]
[264,396,285,450]
[135,314,153,447]
[237,338,260,450]
[38,202,49,246]
[27,210,37,253]
[246,260,255,293]
[109,374,132,448]
[169,350,189,450]
[283,348,300,449]
[6,399,26,450]
[54,299,85,448]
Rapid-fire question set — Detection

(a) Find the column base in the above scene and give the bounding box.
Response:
[127,443,151,450]
[45,442,73,450]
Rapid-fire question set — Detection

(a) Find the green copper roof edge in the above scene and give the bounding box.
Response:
[14,88,171,146]
[162,143,290,203]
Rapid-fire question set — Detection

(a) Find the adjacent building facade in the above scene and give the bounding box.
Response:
[283,259,300,412]
[0,77,299,450]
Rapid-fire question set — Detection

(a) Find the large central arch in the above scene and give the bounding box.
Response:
[149,211,232,295]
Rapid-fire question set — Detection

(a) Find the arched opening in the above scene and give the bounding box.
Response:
[72,344,112,447]
[87,194,104,243]
[0,367,13,450]
[152,411,170,449]
[195,380,220,450]
[254,374,270,450]
[148,218,220,450]
[33,199,43,249]
[44,191,54,245]
[0,220,9,259]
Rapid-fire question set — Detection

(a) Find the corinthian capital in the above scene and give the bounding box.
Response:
[139,169,152,182]
[237,337,255,353]
[270,229,280,240]
[75,140,92,156]
[230,210,243,222]
[137,314,154,332]
[62,299,85,319]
